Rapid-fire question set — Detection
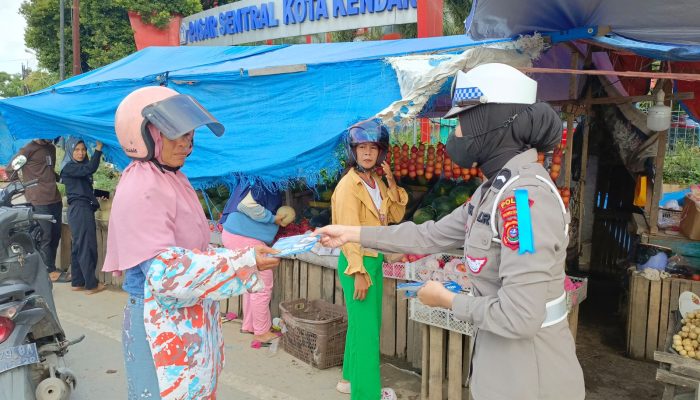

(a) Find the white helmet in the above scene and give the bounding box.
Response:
[444,63,537,118]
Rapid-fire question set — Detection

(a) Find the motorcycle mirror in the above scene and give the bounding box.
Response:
[11,155,27,172]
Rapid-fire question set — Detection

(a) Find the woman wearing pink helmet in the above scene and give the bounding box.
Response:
[103,86,280,399]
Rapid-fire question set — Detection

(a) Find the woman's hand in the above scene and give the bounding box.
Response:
[254,245,280,271]
[95,141,103,151]
[314,225,361,248]
[381,160,396,188]
[417,281,456,309]
[354,273,369,301]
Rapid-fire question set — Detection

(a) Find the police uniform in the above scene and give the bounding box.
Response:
[360,148,585,400]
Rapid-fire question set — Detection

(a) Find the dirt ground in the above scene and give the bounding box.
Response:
[576,278,665,399]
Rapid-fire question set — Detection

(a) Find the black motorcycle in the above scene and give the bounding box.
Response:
[0,155,83,400]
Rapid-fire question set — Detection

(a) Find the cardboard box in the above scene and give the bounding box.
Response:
[680,194,700,240]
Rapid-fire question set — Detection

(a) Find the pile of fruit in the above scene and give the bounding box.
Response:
[537,143,571,208]
[412,180,480,223]
[275,218,313,240]
[383,143,483,184]
[672,311,700,360]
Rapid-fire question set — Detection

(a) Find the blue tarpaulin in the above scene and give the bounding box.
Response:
[0,35,502,189]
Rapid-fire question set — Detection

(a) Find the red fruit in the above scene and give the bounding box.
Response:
[550,171,560,180]
[400,168,408,176]
[408,164,416,171]
[553,155,562,164]
[537,152,545,162]
[402,143,409,150]
[437,142,445,149]
[411,146,418,153]
[419,144,425,151]
[437,149,444,156]
[427,146,435,154]
[693,274,700,281]
[561,188,571,197]
[425,172,433,180]
[426,165,434,173]
[470,167,478,176]
[551,164,561,173]
[409,171,417,179]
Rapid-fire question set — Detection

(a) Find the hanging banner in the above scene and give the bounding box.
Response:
[181,0,418,46]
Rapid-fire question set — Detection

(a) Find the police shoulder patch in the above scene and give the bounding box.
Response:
[492,169,512,190]
[498,195,534,251]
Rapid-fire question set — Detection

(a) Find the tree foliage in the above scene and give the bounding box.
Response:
[113,0,202,28]
[21,0,136,75]
[0,69,59,98]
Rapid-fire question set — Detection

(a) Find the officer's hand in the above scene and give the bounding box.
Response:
[254,245,280,271]
[314,225,361,248]
[417,281,456,309]
[354,273,369,301]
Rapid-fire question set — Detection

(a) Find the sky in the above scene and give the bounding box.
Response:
[0,0,39,75]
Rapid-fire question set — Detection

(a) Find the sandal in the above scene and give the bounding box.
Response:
[50,271,71,283]
[85,284,106,295]
[70,286,85,291]
[239,329,254,335]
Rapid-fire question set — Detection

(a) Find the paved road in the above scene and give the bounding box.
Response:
[53,284,420,399]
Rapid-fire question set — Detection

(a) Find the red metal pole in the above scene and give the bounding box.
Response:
[417,0,443,38]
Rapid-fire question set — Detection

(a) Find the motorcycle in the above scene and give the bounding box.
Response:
[0,155,84,400]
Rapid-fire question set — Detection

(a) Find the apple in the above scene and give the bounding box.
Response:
[425,172,433,180]
[470,167,478,176]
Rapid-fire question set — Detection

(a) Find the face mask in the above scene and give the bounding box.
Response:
[446,134,479,169]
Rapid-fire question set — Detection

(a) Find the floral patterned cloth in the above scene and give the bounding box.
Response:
[143,246,262,399]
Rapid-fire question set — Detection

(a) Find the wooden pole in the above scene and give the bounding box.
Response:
[648,79,673,234]
[548,92,694,107]
[564,52,579,189]
[577,86,592,256]
[516,67,700,82]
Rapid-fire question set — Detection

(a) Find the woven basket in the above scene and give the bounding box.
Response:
[279,299,347,369]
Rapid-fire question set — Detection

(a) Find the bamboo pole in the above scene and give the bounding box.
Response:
[648,79,673,234]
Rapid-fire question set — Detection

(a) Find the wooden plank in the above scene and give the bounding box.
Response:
[462,335,472,389]
[671,279,682,312]
[692,281,700,296]
[659,279,672,351]
[671,364,700,381]
[395,280,408,358]
[627,273,638,354]
[307,264,322,300]
[284,259,294,301]
[680,281,693,298]
[407,317,416,367]
[270,263,282,317]
[568,305,580,342]
[656,369,700,389]
[334,272,344,306]
[647,279,662,359]
[428,326,445,400]
[299,261,308,300]
[629,275,650,359]
[322,267,335,303]
[448,331,463,400]
[380,278,397,357]
[414,319,423,370]
[421,324,429,400]
[292,259,300,300]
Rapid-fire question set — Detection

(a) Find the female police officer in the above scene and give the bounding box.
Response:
[315,63,585,400]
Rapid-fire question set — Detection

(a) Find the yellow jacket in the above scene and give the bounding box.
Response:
[331,168,408,286]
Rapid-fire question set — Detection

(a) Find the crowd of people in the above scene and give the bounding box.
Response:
[5,63,584,400]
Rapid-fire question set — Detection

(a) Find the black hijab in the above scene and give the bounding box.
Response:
[446,102,562,178]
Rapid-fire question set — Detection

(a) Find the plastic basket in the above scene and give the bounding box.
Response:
[658,208,682,230]
[279,298,348,369]
[409,297,475,336]
[566,276,588,311]
[409,275,588,335]
[382,253,469,288]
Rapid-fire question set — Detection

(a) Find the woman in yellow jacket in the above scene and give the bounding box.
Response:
[332,119,408,400]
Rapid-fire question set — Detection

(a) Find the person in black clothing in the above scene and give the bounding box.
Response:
[60,137,105,294]
[7,139,65,282]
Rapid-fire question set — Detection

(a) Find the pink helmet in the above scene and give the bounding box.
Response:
[114,86,224,161]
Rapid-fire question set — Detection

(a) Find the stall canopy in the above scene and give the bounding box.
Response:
[0,35,509,189]
[466,0,700,47]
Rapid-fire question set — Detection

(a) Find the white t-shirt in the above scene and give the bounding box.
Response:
[362,178,383,212]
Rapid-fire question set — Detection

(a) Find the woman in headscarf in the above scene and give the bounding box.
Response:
[103,86,280,400]
[315,64,585,400]
[60,137,105,294]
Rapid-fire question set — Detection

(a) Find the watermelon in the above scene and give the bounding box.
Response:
[450,186,471,206]
[436,211,451,221]
[413,207,436,224]
[434,183,452,197]
[431,197,454,215]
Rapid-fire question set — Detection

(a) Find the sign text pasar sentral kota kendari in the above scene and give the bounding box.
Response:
[185,0,418,44]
